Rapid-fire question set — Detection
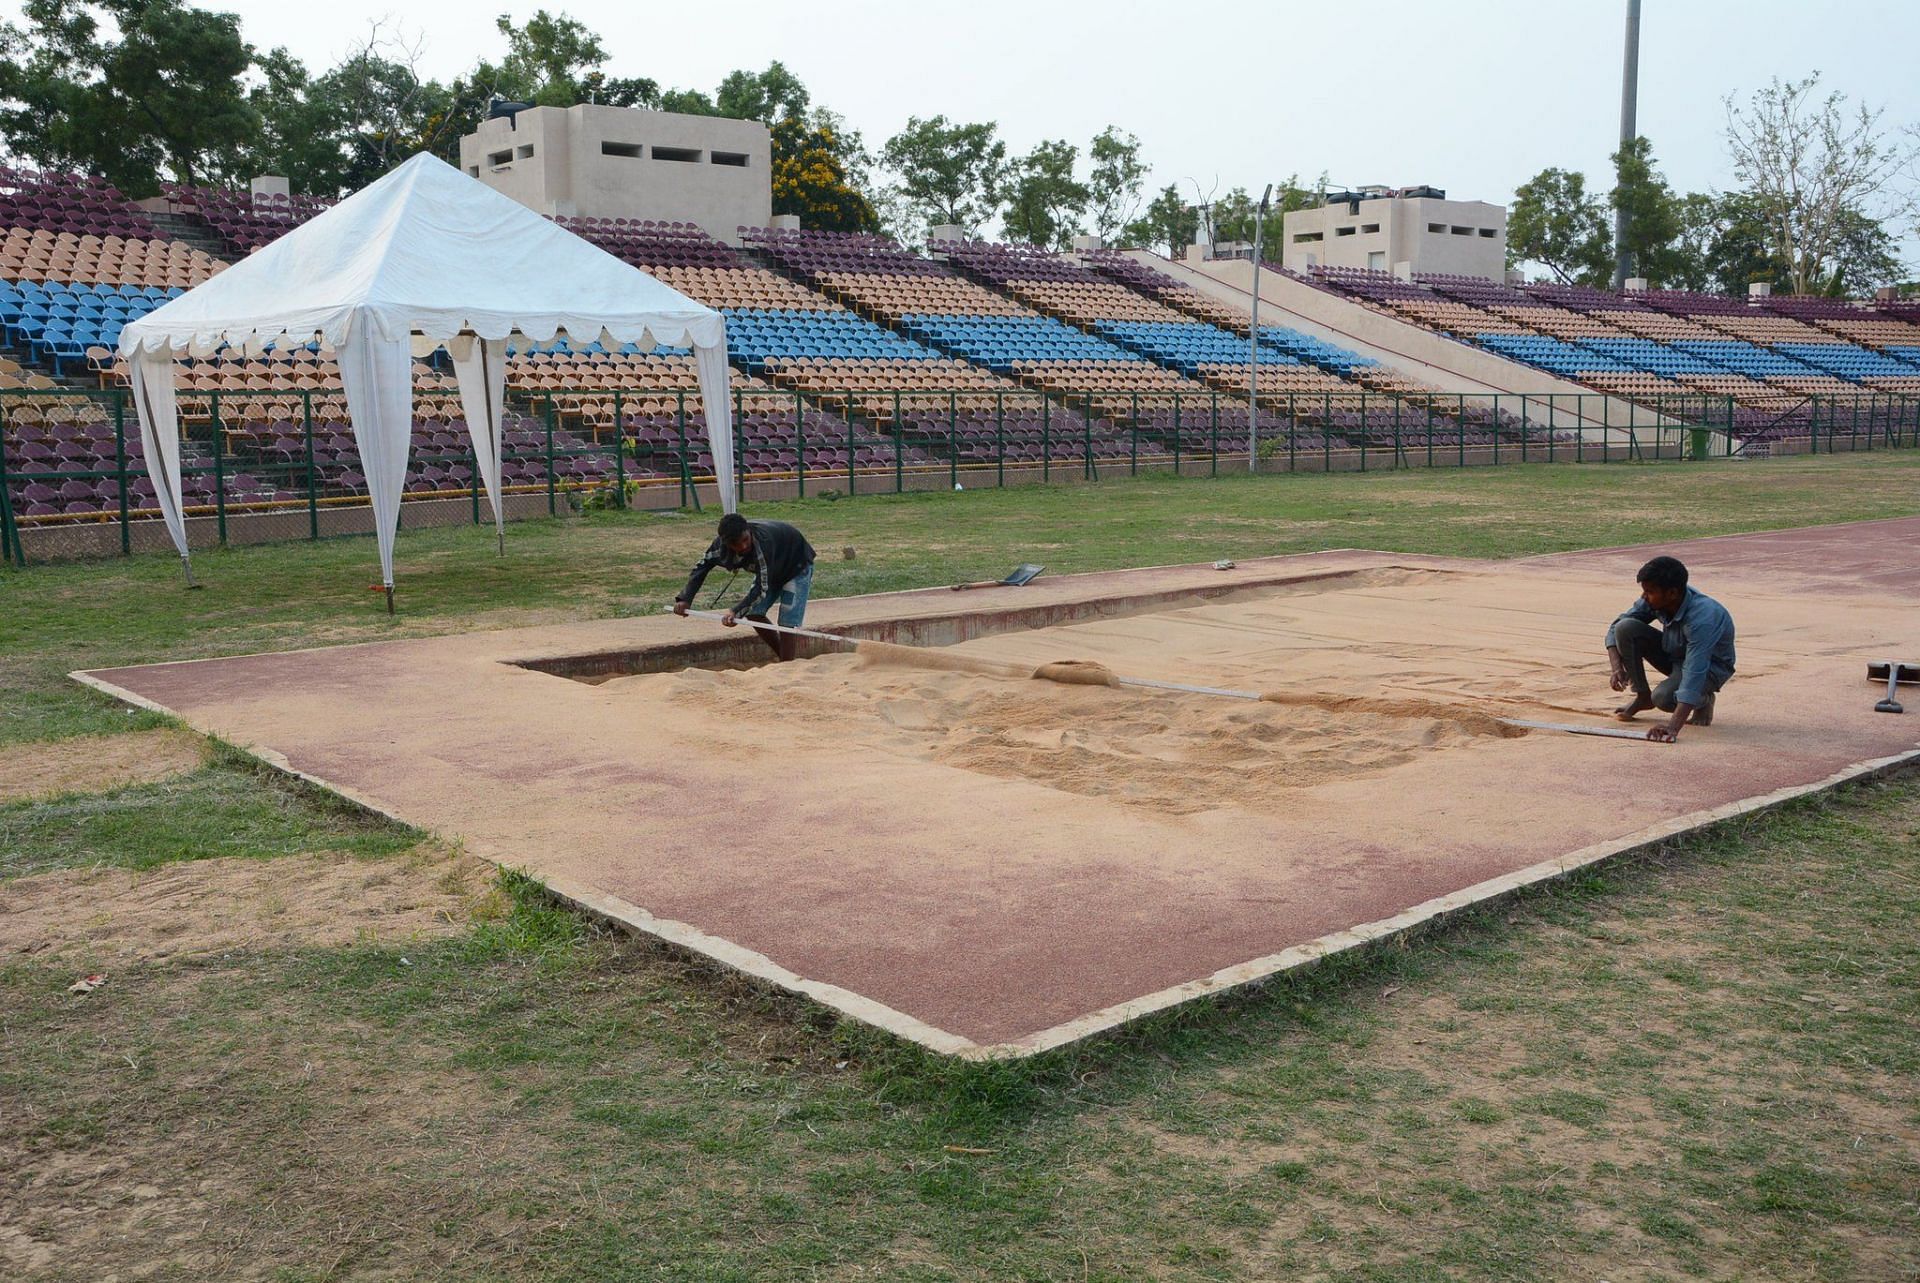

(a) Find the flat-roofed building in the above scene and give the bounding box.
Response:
[1281,187,1506,280]
[459,104,771,244]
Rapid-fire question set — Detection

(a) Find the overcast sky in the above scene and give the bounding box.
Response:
[16,1,1920,248]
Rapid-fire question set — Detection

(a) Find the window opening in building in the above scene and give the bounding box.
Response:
[601,141,643,158]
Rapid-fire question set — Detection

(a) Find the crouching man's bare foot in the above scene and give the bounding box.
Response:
[1614,695,1654,721]
[1689,693,1715,726]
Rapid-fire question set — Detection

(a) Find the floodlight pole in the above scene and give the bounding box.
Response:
[1248,182,1272,474]
[1613,0,1641,290]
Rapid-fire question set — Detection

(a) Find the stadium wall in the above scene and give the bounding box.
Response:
[460,105,771,243]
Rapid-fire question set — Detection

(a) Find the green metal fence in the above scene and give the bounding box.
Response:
[3,384,1917,565]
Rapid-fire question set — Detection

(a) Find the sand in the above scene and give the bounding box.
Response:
[597,567,1809,817]
[597,574,1593,817]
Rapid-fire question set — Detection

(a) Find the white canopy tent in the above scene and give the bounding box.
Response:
[118,152,735,608]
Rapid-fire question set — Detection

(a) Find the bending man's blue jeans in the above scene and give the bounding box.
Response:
[740,561,813,629]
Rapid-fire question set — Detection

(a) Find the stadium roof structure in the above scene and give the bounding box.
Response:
[117,151,736,602]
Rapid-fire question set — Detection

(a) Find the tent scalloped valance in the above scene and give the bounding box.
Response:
[119,309,728,359]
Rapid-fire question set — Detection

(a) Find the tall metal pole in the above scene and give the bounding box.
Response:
[1613,0,1641,290]
[1248,182,1272,474]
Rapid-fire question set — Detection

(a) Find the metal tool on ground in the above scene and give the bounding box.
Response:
[1869,660,1915,714]
[951,563,1046,592]
[672,610,1666,743]
[1499,718,1666,741]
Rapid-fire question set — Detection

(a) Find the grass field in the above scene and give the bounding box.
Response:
[3,454,1918,1281]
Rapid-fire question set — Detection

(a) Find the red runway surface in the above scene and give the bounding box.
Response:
[78,519,1920,1056]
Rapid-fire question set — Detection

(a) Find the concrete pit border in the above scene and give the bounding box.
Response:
[67,548,1920,1061]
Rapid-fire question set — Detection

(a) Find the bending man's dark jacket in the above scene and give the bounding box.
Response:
[677,519,815,617]
[1604,586,1737,706]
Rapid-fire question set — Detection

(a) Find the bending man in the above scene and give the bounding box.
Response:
[674,513,816,662]
[1605,555,1736,743]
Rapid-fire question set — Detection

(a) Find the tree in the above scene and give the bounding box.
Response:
[879,116,1007,237]
[1000,139,1088,249]
[0,0,258,195]
[1507,167,1613,285]
[655,86,717,115]
[1813,207,1906,294]
[770,112,878,233]
[1724,73,1918,295]
[1677,192,1782,295]
[245,48,340,194]
[435,11,656,160]
[1610,135,1684,284]
[1209,178,1312,257]
[1655,189,1903,296]
[714,61,808,124]
[260,24,464,195]
[1087,126,1146,240]
[1666,191,1736,292]
[684,63,876,234]
[1121,183,1198,257]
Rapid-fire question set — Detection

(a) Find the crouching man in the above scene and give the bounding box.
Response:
[673,513,816,662]
[1606,555,1736,743]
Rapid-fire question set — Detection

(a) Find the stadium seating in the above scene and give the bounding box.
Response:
[0,168,157,238]
[1081,250,1256,331]
[0,280,187,376]
[0,228,221,287]
[9,160,1913,532]
[742,229,1264,456]
[1300,264,1920,437]
[735,226,1169,461]
[164,185,334,253]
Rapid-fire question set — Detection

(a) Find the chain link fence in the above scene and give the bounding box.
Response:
[4,384,1916,565]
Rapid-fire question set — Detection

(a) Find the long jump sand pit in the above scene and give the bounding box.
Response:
[76,517,1920,1058]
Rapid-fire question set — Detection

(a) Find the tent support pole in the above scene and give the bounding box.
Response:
[181,554,200,590]
[497,527,505,558]
[385,584,395,615]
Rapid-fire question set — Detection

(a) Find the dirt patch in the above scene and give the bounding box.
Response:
[0,729,206,804]
[0,967,548,1283]
[0,845,495,966]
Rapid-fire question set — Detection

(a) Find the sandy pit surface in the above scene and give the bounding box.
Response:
[599,559,1798,820]
[605,577,1543,817]
[75,520,1920,1054]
